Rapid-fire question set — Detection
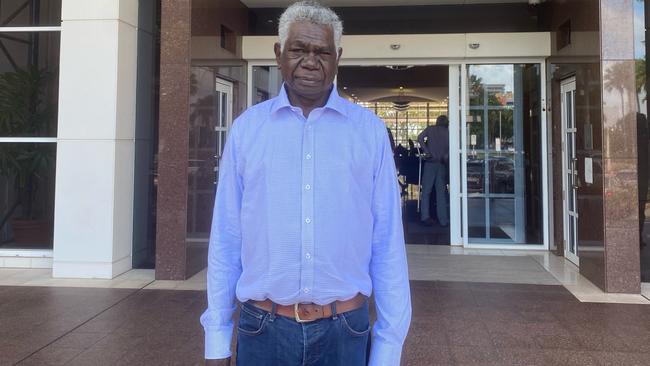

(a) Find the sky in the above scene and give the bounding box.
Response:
[469,64,515,92]
[635,1,645,60]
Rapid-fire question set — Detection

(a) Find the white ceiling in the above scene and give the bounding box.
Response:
[242,0,530,8]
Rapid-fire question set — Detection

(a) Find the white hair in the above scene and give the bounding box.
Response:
[278,1,343,52]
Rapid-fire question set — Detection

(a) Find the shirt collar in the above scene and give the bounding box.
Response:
[271,83,348,117]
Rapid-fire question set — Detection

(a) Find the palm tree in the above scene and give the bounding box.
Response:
[604,61,633,118]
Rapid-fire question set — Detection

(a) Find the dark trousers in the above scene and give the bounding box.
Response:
[421,161,449,225]
[236,299,371,366]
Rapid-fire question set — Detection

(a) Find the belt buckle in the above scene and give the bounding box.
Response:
[294,303,315,323]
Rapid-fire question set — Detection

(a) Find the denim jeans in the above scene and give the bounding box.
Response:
[236,299,371,366]
[420,161,449,225]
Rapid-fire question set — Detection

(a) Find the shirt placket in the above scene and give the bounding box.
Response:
[300,112,316,300]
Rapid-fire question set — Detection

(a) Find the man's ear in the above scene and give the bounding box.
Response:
[274,42,282,69]
[337,47,343,61]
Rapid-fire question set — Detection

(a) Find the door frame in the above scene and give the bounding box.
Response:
[560,77,579,265]
[460,62,548,250]
[215,77,234,156]
[245,58,549,250]
[186,77,234,243]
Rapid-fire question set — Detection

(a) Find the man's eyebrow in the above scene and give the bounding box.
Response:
[288,40,307,48]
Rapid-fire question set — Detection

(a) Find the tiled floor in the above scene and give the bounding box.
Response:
[642,283,650,300]
[2,282,650,366]
[2,246,649,304]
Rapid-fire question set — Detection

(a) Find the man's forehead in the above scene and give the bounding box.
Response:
[287,22,335,46]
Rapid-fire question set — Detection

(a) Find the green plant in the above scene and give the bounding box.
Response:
[0,67,54,222]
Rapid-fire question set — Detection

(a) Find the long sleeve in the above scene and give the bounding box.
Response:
[417,128,429,155]
[200,123,243,359]
[368,123,412,366]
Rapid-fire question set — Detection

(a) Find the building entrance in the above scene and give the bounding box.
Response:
[462,64,545,247]
[337,65,451,245]
[247,59,549,249]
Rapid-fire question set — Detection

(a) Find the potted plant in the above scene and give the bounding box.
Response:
[0,67,55,247]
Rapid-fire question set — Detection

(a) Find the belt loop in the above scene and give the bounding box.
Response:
[331,301,338,320]
[269,302,277,321]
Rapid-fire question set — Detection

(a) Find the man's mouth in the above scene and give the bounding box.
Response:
[296,76,321,85]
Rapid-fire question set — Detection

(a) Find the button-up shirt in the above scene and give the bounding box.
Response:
[201,85,412,365]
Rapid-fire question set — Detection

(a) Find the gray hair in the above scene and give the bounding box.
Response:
[278,1,343,52]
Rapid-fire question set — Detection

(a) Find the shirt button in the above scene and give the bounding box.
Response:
[303,287,310,293]
[305,184,311,190]
[305,253,312,260]
[306,154,312,160]
[305,218,311,224]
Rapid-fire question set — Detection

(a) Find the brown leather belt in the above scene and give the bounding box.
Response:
[248,293,367,323]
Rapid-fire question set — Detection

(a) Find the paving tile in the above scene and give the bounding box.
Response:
[402,344,454,366]
[2,280,650,366]
[16,346,84,366]
[590,351,650,366]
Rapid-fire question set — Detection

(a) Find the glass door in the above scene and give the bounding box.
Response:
[186,74,233,241]
[462,64,544,246]
[561,78,579,265]
[214,78,234,183]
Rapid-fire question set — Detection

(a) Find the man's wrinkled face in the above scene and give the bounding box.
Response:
[275,21,341,100]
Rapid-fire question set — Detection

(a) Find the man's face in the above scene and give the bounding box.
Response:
[274,21,341,100]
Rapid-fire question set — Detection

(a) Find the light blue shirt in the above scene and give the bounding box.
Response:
[201,85,412,365]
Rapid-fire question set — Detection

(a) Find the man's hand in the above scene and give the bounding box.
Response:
[205,357,231,366]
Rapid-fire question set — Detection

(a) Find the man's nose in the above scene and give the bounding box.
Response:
[301,52,319,69]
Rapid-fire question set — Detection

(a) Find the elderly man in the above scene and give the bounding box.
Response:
[201,2,411,365]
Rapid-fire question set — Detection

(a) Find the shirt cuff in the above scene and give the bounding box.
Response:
[368,338,403,366]
[204,326,234,360]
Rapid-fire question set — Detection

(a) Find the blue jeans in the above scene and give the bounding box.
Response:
[420,161,449,225]
[236,299,371,366]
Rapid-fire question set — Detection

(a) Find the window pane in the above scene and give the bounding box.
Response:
[0,31,60,137]
[489,153,515,194]
[188,67,218,240]
[468,198,486,239]
[0,0,61,26]
[252,66,282,105]
[490,198,515,240]
[466,64,542,244]
[0,143,55,249]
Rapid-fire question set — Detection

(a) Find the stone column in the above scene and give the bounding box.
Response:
[599,0,641,292]
[53,0,138,278]
[155,0,192,280]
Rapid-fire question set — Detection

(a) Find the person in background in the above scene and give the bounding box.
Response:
[417,115,450,227]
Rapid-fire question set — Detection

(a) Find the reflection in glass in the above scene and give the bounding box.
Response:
[466,155,485,194]
[0,143,55,249]
[0,0,61,26]
[187,67,218,240]
[467,198,485,238]
[0,32,60,137]
[489,154,515,194]
[187,67,238,241]
[489,198,514,239]
[488,109,513,151]
[466,64,542,244]
[633,0,649,281]
[252,66,282,104]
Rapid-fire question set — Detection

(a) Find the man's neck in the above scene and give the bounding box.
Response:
[285,85,332,118]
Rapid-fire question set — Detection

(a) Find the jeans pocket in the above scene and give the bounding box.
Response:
[340,305,371,337]
[237,304,269,336]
